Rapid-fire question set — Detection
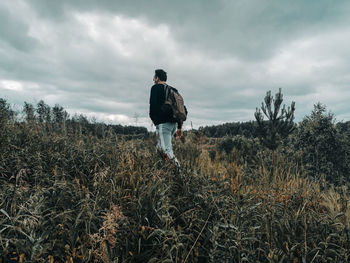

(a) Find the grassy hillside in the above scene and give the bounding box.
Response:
[1,118,349,262]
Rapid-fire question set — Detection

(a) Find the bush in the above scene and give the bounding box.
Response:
[295,103,348,184]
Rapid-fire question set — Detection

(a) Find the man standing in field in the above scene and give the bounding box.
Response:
[149,69,186,172]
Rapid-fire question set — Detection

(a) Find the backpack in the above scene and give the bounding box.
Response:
[161,84,187,122]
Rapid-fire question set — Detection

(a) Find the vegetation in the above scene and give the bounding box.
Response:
[0,97,350,262]
[295,103,350,184]
[254,88,295,151]
[199,122,259,138]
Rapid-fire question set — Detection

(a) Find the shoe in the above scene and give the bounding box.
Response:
[157,148,170,161]
[171,158,182,175]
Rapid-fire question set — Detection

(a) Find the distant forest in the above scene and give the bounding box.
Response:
[198,121,260,138]
[0,98,148,138]
[3,97,350,139]
[2,97,350,140]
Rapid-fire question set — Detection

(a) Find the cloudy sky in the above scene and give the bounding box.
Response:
[1,0,350,130]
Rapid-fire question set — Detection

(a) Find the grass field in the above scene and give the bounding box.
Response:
[0,120,349,262]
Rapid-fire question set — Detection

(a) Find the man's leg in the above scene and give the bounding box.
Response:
[156,123,181,171]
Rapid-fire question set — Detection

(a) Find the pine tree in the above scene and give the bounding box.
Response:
[254,88,295,150]
[254,88,296,181]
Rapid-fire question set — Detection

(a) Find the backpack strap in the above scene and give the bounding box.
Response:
[163,84,169,100]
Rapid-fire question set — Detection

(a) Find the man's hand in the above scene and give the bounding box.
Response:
[176,129,183,139]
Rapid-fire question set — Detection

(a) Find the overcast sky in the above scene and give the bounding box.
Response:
[1,0,350,130]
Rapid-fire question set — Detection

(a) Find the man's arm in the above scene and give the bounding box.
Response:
[149,85,157,123]
[176,105,187,138]
[176,121,183,138]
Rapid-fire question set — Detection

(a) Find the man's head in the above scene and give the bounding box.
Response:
[154,69,167,83]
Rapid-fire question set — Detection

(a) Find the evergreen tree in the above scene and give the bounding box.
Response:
[254,89,295,181]
[254,88,295,150]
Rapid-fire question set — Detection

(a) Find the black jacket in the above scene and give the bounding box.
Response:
[149,84,182,128]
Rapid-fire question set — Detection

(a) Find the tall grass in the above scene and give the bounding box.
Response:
[0,121,349,262]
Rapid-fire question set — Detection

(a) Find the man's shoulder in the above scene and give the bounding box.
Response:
[152,83,165,88]
[151,83,166,91]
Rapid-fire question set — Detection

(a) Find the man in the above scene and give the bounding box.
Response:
[149,69,184,171]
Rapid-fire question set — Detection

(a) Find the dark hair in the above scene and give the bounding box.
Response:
[155,69,167,81]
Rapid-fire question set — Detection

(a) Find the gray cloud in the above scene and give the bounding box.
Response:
[1,0,350,129]
[26,0,350,60]
[0,7,38,51]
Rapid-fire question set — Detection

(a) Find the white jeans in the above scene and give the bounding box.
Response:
[156,123,180,167]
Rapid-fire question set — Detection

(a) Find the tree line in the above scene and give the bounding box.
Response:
[0,98,148,138]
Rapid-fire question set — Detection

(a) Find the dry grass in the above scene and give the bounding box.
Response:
[0,123,349,262]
